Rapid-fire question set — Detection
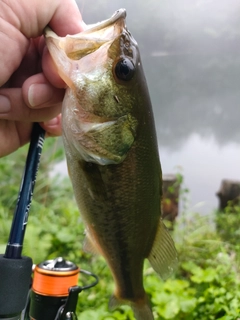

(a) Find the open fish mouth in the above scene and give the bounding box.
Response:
[45,9,127,61]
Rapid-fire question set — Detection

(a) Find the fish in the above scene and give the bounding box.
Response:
[44,9,177,320]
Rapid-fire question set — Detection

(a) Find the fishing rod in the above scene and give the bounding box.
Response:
[0,123,45,320]
[5,123,45,259]
[0,123,98,320]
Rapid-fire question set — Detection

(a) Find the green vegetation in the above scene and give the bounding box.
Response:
[0,139,240,319]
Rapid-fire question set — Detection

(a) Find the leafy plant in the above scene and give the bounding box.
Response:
[1,140,240,319]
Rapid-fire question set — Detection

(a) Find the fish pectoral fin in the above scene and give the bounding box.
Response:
[109,294,154,320]
[148,219,178,280]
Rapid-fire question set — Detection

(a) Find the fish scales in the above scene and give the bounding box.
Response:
[45,8,177,320]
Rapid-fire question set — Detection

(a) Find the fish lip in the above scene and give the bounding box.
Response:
[44,8,127,40]
[84,8,127,34]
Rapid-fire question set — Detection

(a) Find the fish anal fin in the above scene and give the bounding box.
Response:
[109,294,154,320]
[148,219,178,280]
[83,234,100,255]
[108,294,124,311]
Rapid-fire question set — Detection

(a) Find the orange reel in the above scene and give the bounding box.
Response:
[29,257,80,320]
[32,258,79,297]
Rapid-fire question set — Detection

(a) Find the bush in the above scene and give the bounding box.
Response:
[215,204,240,261]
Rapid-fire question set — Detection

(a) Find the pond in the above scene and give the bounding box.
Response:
[74,0,240,214]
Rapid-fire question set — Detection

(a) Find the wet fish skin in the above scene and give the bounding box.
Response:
[45,9,177,320]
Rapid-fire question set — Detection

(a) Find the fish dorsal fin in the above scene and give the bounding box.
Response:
[148,219,178,280]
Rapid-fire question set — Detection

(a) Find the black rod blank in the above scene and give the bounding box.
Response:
[5,123,45,259]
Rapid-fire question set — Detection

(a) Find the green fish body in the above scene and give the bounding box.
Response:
[45,9,177,320]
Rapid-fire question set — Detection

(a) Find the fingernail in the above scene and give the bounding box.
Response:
[0,95,11,113]
[28,84,53,107]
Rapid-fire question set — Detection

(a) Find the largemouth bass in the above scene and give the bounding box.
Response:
[45,9,177,320]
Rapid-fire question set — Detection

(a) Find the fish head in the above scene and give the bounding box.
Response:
[45,9,142,164]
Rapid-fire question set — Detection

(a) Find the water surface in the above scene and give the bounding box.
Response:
[76,0,240,213]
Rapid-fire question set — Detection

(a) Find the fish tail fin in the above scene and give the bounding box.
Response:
[109,294,154,320]
[131,301,154,320]
[148,219,178,279]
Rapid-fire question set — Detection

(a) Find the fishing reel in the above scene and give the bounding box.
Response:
[25,257,98,320]
[0,255,98,320]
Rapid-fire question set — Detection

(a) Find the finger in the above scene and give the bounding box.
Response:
[0,17,29,87]
[9,39,39,87]
[0,87,62,122]
[11,0,85,38]
[0,120,32,157]
[0,116,62,158]
[49,0,86,36]
[40,114,62,137]
[22,72,65,108]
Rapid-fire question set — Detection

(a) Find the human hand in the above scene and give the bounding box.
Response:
[0,0,85,157]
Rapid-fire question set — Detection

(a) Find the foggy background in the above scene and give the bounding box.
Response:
[74,0,240,213]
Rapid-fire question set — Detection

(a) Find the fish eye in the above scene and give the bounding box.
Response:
[114,58,135,81]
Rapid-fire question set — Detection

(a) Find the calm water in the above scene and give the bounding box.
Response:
[71,0,240,213]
